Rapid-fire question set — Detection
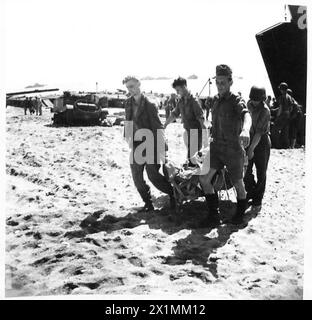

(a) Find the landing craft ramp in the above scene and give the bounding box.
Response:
[256,5,307,111]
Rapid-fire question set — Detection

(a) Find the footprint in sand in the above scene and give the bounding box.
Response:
[128,257,144,267]
[46,231,62,237]
[78,282,100,290]
[131,285,150,294]
[131,271,149,278]
[117,244,127,249]
[63,282,79,293]
[169,272,186,281]
[6,220,19,227]
[150,268,164,275]
[115,253,127,259]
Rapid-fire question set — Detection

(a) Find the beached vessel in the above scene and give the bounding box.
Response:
[6,88,60,109]
[256,5,307,148]
[256,5,307,110]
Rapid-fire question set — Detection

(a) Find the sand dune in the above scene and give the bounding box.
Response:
[5,106,304,299]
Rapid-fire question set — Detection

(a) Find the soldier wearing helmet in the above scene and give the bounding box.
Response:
[244,86,271,213]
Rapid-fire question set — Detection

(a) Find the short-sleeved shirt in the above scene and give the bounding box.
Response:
[211,92,249,147]
[171,92,204,130]
[248,101,271,140]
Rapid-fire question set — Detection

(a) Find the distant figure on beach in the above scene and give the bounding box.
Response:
[34,97,39,115]
[164,77,206,167]
[204,96,216,121]
[29,97,35,115]
[244,86,271,214]
[164,93,177,120]
[275,82,294,148]
[198,64,251,225]
[287,88,304,148]
[35,97,42,116]
[164,96,170,119]
[24,97,30,115]
[123,75,175,212]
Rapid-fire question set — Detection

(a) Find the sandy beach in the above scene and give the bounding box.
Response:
[5,106,304,299]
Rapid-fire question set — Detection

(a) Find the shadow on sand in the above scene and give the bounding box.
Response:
[44,123,103,128]
[65,196,259,279]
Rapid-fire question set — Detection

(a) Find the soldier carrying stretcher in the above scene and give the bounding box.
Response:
[199,64,252,226]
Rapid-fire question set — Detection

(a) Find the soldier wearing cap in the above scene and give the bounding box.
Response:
[244,86,271,213]
[275,82,294,148]
[164,77,206,167]
[199,64,251,225]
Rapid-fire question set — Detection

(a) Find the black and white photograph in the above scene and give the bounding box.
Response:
[2,0,311,300]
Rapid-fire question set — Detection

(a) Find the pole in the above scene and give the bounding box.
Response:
[199,77,211,97]
[208,78,211,97]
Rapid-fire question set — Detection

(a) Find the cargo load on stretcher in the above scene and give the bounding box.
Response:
[165,146,238,213]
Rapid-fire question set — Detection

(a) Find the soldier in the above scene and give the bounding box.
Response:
[164,93,176,121]
[29,97,35,114]
[204,96,214,121]
[123,76,175,212]
[37,97,43,116]
[34,97,39,115]
[275,82,294,148]
[244,86,271,213]
[24,97,30,115]
[199,64,251,225]
[287,89,303,148]
[164,77,206,167]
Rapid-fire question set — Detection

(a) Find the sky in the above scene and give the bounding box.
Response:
[3,0,296,96]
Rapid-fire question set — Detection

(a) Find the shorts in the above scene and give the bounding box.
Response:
[210,141,244,183]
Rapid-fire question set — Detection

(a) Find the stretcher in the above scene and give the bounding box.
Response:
[166,147,236,213]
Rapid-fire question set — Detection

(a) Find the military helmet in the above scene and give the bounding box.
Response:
[278,82,288,90]
[249,86,267,102]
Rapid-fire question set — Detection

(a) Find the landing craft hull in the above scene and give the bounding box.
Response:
[256,5,307,110]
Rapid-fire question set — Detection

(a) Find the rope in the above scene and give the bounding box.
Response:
[198,78,212,97]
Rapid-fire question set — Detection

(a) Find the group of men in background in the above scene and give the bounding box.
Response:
[23,96,43,116]
[267,83,305,149]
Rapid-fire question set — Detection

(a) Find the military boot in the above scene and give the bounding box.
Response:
[202,193,221,227]
[169,194,176,210]
[138,190,154,212]
[138,200,154,212]
[230,198,248,224]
